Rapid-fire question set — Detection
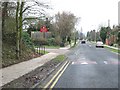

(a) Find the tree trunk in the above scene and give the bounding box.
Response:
[16,1,20,59]
[2,2,8,37]
[19,2,24,56]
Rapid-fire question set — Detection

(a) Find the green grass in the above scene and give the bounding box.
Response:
[70,44,76,48]
[104,46,120,54]
[40,50,49,54]
[53,55,66,62]
[71,40,75,44]
[44,45,60,49]
[35,49,49,54]
[70,40,79,49]
[91,41,96,44]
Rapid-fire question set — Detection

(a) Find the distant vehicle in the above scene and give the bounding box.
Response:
[96,41,104,48]
[81,40,86,44]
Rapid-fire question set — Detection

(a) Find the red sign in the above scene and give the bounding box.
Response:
[40,26,48,32]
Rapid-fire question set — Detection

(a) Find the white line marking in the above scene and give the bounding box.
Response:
[81,62,88,64]
[94,62,97,64]
[104,61,108,64]
[89,45,91,47]
[81,57,86,60]
[72,62,74,65]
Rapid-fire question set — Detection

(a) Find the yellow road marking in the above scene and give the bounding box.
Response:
[43,61,68,89]
[50,61,70,89]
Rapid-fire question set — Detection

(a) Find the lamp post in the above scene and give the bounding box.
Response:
[95,30,96,42]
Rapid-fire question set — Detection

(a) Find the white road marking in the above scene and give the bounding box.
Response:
[89,45,91,47]
[81,57,86,60]
[81,62,88,64]
[72,62,74,65]
[75,53,77,55]
[104,61,108,64]
[71,61,97,65]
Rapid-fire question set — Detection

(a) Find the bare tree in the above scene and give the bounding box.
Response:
[55,12,78,43]
[15,1,50,58]
[2,2,8,36]
[16,1,20,59]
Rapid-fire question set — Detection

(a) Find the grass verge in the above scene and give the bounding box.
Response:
[40,50,49,54]
[35,50,49,54]
[104,46,120,54]
[71,44,76,48]
[90,41,96,44]
[70,41,80,49]
[45,45,60,49]
[53,55,66,63]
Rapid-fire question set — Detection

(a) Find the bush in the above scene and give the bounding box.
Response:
[47,37,62,46]
[60,42,65,47]
[32,36,62,46]
[54,36,62,46]
[47,38,55,46]
[33,38,48,46]
[22,32,34,49]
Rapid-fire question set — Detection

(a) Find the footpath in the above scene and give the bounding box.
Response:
[0,43,74,87]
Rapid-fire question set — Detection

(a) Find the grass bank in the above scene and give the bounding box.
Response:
[45,45,60,49]
[35,49,49,54]
[104,46,120,54]
[53,55,67,63]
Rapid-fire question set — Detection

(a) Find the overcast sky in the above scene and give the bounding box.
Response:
[46,0,119,34]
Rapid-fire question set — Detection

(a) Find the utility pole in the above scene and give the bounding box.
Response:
[95,30,96,42]
[108,19,110,27]
[93,30,96,42]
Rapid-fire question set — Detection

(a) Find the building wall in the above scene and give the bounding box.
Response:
[31,31,52,40]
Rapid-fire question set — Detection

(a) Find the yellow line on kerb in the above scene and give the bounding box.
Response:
[43,61,68,89]
[50,61,70,89]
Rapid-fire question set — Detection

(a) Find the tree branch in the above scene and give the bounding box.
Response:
[22,3,37,13]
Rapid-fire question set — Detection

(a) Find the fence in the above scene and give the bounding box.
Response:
[35,45,46,55]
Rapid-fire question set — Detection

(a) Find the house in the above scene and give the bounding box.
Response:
[106,26,119,46]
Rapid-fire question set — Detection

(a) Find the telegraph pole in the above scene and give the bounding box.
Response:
[108,19,110,27]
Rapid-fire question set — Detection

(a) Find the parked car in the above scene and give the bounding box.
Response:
[96,41,104,48]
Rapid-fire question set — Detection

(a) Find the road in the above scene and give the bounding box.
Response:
[54,42,119,88]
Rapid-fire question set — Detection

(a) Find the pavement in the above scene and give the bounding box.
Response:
[54,42,119,88]
[0,53,59,87]
[0,43,73,87]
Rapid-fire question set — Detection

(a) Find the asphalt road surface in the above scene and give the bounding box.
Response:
[54,41,119,88]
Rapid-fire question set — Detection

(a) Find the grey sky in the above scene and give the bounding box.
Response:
[47,0,119,34]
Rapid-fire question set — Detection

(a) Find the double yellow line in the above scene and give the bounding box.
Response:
[43,61,70,89]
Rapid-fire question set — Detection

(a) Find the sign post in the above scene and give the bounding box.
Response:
[40,25,48,54]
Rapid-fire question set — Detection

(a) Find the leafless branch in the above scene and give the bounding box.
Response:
[22,3,37,13]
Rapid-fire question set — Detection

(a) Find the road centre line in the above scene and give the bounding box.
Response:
[89,45,91,47]
[81,62,88,64]
[43,61,69,89]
